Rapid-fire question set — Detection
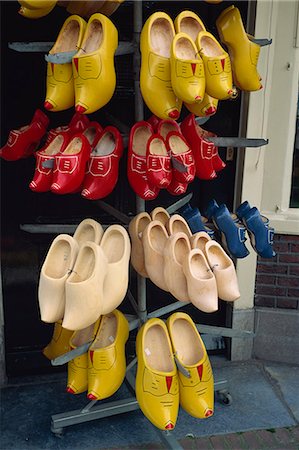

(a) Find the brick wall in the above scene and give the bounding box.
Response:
[255,234,299,309]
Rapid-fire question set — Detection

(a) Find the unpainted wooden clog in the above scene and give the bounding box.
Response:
[190,231,211,252]
[150,207,170,225]
[166,214,192,237]
[73,218,104,246]
[128,211,151,277]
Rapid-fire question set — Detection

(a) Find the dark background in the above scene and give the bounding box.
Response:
[1,0,248,376]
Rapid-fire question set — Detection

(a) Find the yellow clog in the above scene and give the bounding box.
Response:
[73,13,118,114]
[171,33,205,104]
[196,31,233,100]
[19,0,56,9]
[185,92,218,117]
[140,12,182,120]
[67,319,100,394]
[87,309,129,400]
[135,318,179,430]
[167,312,214,419]
[44,15,86,112]
[174,10,206,41]
[18,4,55,18]
[42,320,74,360]
[216,5,262,91]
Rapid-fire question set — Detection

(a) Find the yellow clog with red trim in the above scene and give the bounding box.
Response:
[73,13,118,114]
[174,10,206,41]
[140,12,182,120]
[171,32,205,104]
[44,15,86,112]
[66,319,100,395]
[196,31,233,100]
[42,320,74,360]
[185,92,218,117]
[167,312,214,419]
[216,5,262,91]
[87,309,129,400]
[136,318,179,430]
[18,3,55,18]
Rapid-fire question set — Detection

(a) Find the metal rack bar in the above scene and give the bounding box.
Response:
[8,41,134,55]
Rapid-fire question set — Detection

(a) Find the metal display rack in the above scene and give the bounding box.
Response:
[9,1,269,448]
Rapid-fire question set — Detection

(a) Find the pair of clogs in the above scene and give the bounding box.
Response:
[18,0,57,19]
[0,109,49,161]
[206,199,275,259]
[136,313,214,430]
[140,10,233,120]
[44,13,117,114]
[38,218,131,330]
[29,116,123,199]
[127,119,196,200]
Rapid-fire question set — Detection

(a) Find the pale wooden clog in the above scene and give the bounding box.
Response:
[150,207,170,225]
[183,248,218,312]
[38,234,79,323]
[142,220,169,291]
[205,240,240,301]
[73,218,104,246]
[190,231,211,253]
[164,232,191,302]
[128,212,151,277]
[166,214,192,237]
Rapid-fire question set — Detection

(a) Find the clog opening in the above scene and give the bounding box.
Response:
[63,137,84,155]
[44,134,65,156]
[192,235,210,252]
[174,237,190,265]
[150,225,168,252]
[53,20,81,53]
[74,223,99,244]
[72,322,98,347]
[45,240,73,279]
[92,132,115,156]
[175,37,198,60]
[84,127,99,146]
[208,244,230,270]
[137,216,151,235]
[133,126,152,156]
[102,229,125,263]
[200,35,223,57]
[151,18,173,58]
[71,246,95,282]
[151,208,170,225]
[92,313,117,349]
[180,17,205,42]
[149,137,168,156]
[168,134,189,155]
[79,19,103,55]
[171,318,204,365]
[144,325,174,372]
[190,252,213,280]
[169,217,191,236]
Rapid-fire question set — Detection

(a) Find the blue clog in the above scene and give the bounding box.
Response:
[205,200,249,258]
[179,203,215,237]
[236,201,275,258]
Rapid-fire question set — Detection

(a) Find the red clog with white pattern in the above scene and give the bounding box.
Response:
[46,112,90,144]
[127,121,159,201]
[1,109,49,161]
[166,131,195,184]
[146,134,172,189]
[167,178,188,196]
[201,129,226,173]
[156,119,181,140]
[51,134,91,194]
[180,114,217,180]
[29,131,70,193]
[81,126,123,200]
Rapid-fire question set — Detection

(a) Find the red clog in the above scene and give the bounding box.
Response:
[180,114,217,180]
[156,119,181,140]
[167,178,188,196]
[1,109,49,161]
[29,132,70,193]
[51,134,91,195]
[127,121,159,200]
[81,126,123,200]
[82,122,103,148]
[146,134,172,189]
[166,131,195,184]
[46,112,90,144]
[201,129,226,173]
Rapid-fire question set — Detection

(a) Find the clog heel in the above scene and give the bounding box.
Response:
[216,5,262,91]
[140,12,182,120]
[196,31,233,100]
[170,33,205,104]
[67,319,100,394]
[87,309,129,400]
[42,320,74,360]
[73,13,118,114]
[167,312,214,419]
[136,318,179,430]
[44,15,86,112]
